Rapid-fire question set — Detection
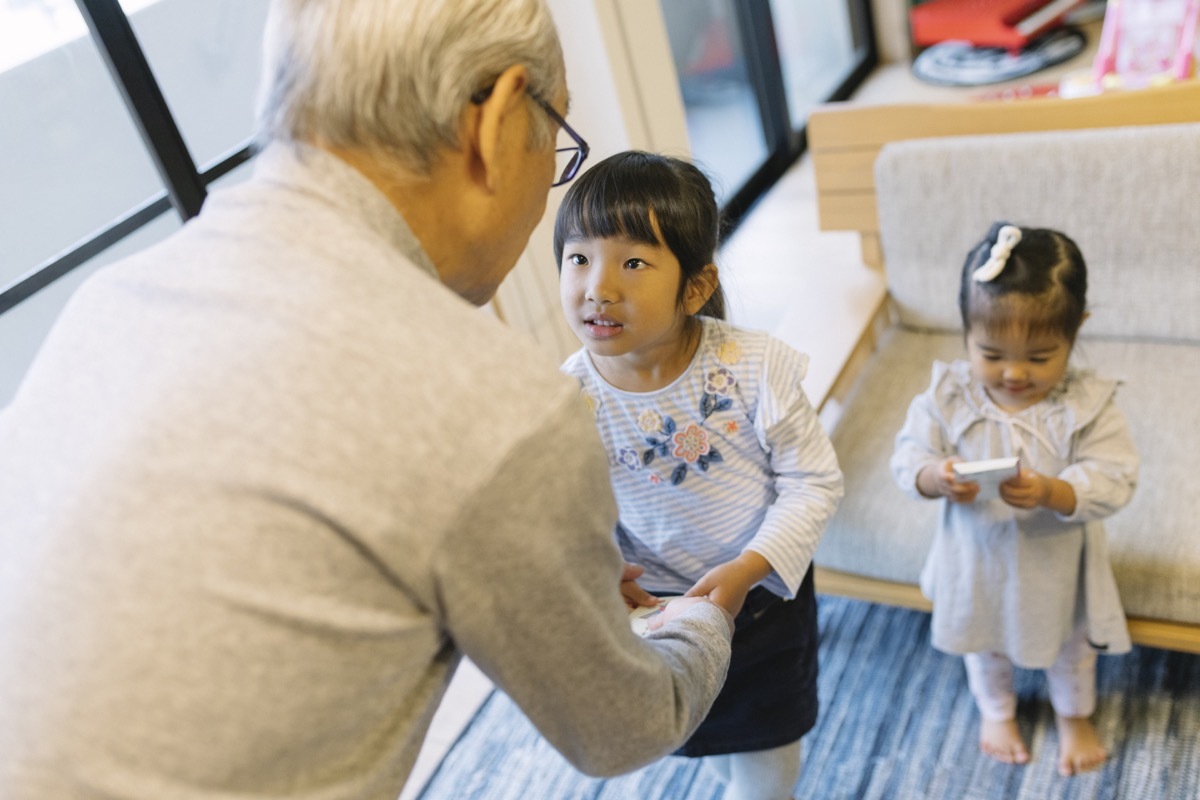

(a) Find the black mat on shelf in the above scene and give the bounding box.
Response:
[912,26,1087,87]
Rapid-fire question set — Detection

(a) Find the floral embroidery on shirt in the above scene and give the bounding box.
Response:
[717,340,742,365]
[580,389,597,417]
[673,424,710,463]
[640,414,677,465]
[638,408,663,433]
[724,420,739,434]
[616,447,642,471]
[699,389,733,420]
[705,367,736,395]
[637,410,724,485]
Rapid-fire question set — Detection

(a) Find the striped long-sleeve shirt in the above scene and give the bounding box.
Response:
[562,317,843,598]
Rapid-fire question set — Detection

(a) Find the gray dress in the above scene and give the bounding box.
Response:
[892,360,1138,669]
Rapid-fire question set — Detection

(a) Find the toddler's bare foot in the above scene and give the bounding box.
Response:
[1055,714,1107,776]
[979,718,1029,765]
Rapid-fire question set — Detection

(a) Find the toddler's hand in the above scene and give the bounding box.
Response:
[619,562,658,610]
[919,457,979,504]
[999,468,1050,509]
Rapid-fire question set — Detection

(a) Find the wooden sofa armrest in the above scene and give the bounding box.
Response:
[814,567,1200,655]
[807,80,1200,269]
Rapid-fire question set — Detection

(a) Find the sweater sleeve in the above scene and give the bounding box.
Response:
[745,340,844,597]
[431,392,732,777]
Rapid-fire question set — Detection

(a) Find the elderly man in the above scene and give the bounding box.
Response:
[0,1,732,797]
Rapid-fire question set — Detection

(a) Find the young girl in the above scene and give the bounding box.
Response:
[891,222,1139,777]
[555,150,843,800]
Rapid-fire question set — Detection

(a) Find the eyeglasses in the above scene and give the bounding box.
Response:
[470,85,590,187]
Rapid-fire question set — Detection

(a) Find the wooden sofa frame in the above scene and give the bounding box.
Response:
[807,79,1200,654]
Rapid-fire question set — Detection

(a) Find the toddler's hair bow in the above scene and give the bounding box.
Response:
[972,225,1022,283]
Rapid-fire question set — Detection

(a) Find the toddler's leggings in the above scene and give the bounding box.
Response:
[963,623,1097,721]
[705,739,802,800]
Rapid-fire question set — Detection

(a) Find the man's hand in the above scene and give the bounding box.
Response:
[620,562,658,610]
[645,595,734,636]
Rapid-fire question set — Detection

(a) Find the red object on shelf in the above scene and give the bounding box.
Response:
[910,0,1085,51]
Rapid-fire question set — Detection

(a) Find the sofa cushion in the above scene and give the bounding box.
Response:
[814,327,1200,625]
[873,122,1200,342]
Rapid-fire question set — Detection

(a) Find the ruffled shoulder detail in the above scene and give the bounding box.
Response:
[558,347,602,418]
[1047,369,1120,433]
[928,359,985,440]
[757,332,811,430]
[559,347,589,380]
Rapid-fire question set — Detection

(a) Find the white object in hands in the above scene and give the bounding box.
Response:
[953,456,1020,500]
[629,597,685,637]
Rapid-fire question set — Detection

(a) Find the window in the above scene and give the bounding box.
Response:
[0,0,265,403]
[661,1,769,204]
[0,4,164,285]
[659,0,875,231]
[125,0,267,169]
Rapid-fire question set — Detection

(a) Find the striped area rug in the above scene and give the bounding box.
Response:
[417,596,1200,800]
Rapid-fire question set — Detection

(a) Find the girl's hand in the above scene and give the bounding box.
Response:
[999,467,1049,509]
[619,562,658,610]
[1000,468,1076,514]
[684,551,772,619]
[918,457,979,504]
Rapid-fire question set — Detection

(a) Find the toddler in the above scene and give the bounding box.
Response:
[892,222,1138,776]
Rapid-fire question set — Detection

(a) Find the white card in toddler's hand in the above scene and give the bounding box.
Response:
[953,457,1019,500]
[629,597,685,637]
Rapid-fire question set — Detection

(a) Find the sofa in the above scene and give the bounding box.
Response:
[805,81,1200,654]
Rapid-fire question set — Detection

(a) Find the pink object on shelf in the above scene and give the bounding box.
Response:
[1091,0,1200,90]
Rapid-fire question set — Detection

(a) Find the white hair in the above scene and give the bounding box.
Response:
[255,0,564,174]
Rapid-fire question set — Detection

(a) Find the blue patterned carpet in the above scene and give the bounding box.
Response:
[418,596,1200,800]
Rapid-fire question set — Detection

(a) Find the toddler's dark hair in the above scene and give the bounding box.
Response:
[553,150,726,319]
[959,222,1087,342]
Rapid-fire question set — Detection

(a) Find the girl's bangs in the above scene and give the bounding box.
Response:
[562,180,662,247]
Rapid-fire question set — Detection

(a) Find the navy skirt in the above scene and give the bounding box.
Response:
[666,565,820,757]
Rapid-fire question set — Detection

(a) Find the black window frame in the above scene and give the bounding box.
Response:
[2,0,877,311]
[719,0,877,238]
[0,0,253,315]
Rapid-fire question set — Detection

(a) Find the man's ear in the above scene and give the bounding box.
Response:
[684,263,719,315]
[464,64,530,193]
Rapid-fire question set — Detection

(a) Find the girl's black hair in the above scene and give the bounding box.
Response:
[958,221,1088,342]
[553,150,726,319]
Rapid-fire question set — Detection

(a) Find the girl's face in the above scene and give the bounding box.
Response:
[559,225,712,389]
[966,325,1072,412]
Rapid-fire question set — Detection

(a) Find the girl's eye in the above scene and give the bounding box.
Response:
[624,258,646,270]
[568,254,588,266]
[982,354,1002,362]
[1029,357,1049,364]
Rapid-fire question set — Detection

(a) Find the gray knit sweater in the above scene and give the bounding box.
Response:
[0,143,731,799]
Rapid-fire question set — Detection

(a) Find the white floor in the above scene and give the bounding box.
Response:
[397,30,1104,795]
